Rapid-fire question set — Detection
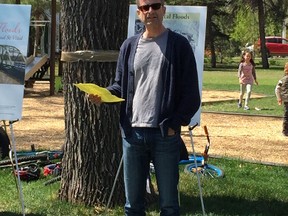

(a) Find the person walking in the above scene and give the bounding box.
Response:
[275,62,288,137]
[237,50,258,110]
[88,0,200,215]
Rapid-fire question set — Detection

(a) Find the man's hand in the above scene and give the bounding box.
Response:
[88,94,102,105]
[168,128,176,136]
[278,99,282,105]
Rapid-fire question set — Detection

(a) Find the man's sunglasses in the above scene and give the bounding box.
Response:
[138,3,162,12]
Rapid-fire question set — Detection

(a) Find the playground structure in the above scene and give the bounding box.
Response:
[24,13,60,88]
[26,1,59,94]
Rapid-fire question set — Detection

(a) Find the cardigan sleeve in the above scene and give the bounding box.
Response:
[167,34,201,130]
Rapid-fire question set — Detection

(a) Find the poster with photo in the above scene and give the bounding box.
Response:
[0,4,31,121]
[128,5,207,126]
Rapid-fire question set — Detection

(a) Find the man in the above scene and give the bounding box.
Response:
[89,0,200,215]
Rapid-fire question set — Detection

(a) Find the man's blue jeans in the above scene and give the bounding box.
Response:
[122,127,180,216]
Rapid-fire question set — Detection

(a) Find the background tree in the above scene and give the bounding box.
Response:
[226,0,269,68]
[166,0,230,67]
[59,0,129,207]
[187,0,286,68]
[205,0,230,68]
[230,6,259,50]
[265,0,288,35]
[256,0,270,68]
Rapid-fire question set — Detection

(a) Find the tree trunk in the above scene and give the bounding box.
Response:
[206,6,217,68]
[258,0,269,69]
[210,42,217,68]
[33,17,41,57]
[59,0,129,207]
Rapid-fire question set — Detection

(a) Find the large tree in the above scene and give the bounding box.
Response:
[227,0,269,68]
[257,0,270,68]
[204,0,230,68]
[266,0,288,35]
[59,0,129,208]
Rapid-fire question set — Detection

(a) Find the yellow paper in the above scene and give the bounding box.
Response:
[74,83,125,103]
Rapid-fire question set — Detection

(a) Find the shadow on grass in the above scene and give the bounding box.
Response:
[179,194,288,215]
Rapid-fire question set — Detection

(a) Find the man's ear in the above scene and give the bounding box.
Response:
[162,6,166,15]
[137,9,141,17]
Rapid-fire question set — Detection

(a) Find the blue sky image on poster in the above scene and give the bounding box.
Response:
[128,5,207,126]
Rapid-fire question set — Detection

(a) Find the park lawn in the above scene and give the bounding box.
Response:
[0,158,287,215]
[202,61,286,117]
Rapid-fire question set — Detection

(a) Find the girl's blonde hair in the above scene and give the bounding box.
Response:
[284,62,288,74]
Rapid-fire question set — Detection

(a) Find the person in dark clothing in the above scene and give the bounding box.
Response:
[275,62,288,137]
[89,0,200,215]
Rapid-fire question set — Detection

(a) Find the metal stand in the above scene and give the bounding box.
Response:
[105,154,123,214]
[188,124,206,216]
[9,121,25,216]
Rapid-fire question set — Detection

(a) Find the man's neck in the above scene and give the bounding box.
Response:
[143,25,166,38]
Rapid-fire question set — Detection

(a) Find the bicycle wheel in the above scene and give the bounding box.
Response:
[184,163,224,178]
[44,176,61,186]
[179,155,204,165]
[0,127,10,160]
[0,154,48,167]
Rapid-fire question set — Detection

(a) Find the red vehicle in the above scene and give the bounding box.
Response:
[256,36,288,57]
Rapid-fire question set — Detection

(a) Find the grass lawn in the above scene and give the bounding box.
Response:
[0,158,287,215]
[202,58,287,117]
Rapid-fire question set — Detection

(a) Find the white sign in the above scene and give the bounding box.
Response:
[0,4,31,121]
[128,5,207,126]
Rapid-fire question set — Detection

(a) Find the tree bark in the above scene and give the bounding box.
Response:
[206,6,217,68]
[59,0,129,207]
[258,0,269,69]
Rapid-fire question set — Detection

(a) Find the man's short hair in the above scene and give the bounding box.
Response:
[136,0,165,6]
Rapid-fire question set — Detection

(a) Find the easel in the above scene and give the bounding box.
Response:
[0,4,32,216]
[188,124,206,216]
[3,120,26,215]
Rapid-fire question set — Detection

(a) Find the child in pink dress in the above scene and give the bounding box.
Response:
[237,51,258,110]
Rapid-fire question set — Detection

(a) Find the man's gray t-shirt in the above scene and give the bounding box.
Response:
[132,30,168,128]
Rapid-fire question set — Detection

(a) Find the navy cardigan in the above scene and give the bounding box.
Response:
[107,29,201,137]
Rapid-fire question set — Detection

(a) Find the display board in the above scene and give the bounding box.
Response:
[0,4,31,121]
[128,5,207,126]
